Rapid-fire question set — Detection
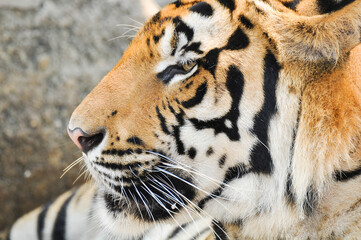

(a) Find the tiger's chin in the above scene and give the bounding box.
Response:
[89,158,199,223]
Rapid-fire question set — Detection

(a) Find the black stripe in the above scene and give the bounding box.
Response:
[173,125,185,155]
[104,193,125,214]
[172,0,183,8]
[94,160,142,171]
[282,0,302,10]
[285,111,300,205]
[182,82,208,108]
[102,172,140,185]
[218,155,227,167]
[216,0,235,12]
[285,172,295,205]
[189,65,244,142]
[201,48,221,77]
[303,184,318,216]
[183,42,203,54]
[126,136,145,146]
[166,104,187,156]
[102,148,137,157]
[189,2,214,17]
[222,64,244,137]
[185,80,194,89]
[153,29,165,44]
[206,147,214,156]
[249,51,280,174]
[150,12,161,24]
[156,106,171,134]
[198,188,221,209]
[168,103,185,126]
[317,0,355,14]
[52,191,77,240]
[173,17,194,41]
[198,163,249,209]
[190,227,212,240]
[212,221,228,240]
[239,15,254,29]
[167,222,189,239]
[225,27,249,50]
[334,165,361,182]
[187,147,197,159]
[37,202,52,240]
[224,163,249,183]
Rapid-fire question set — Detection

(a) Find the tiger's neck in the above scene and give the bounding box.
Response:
[205,45,361,238]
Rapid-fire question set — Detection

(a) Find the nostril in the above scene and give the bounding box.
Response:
[77,132,104,154]
[68,127,105,154]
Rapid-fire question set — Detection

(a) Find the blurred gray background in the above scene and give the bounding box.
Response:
[0,0,168,229]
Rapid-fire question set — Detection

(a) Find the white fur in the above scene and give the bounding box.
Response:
[10,208,41,240]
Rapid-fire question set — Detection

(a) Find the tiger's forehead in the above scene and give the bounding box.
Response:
[138,1,238,57]
[141,1,237,38]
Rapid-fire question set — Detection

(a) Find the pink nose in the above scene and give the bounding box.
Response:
[67,128,104,154]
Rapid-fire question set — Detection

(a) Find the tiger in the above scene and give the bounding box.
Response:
[3,0,361,239]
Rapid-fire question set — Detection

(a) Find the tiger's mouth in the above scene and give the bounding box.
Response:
[87,151,198,221]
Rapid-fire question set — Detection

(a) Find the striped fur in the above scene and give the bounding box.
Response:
[4,183,217,240]
[4,0,361,239]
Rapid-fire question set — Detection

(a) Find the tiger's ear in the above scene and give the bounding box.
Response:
[247,0,361,64]
[139,0,161,20]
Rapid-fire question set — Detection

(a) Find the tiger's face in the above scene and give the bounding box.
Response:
[68,0,285,227]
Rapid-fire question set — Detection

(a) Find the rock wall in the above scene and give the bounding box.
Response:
[0,0,167,229]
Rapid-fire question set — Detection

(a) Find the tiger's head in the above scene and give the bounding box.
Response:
[68,0,361,237]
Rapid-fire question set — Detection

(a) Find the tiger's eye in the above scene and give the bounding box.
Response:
[182,61,196,72]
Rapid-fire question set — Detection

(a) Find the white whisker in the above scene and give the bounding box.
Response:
[73,169,87,184]
[129,181,145,221]
[127,17,144,26]
[60,156,84,179]
[108,34,136,41]
[116,23,141,29]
